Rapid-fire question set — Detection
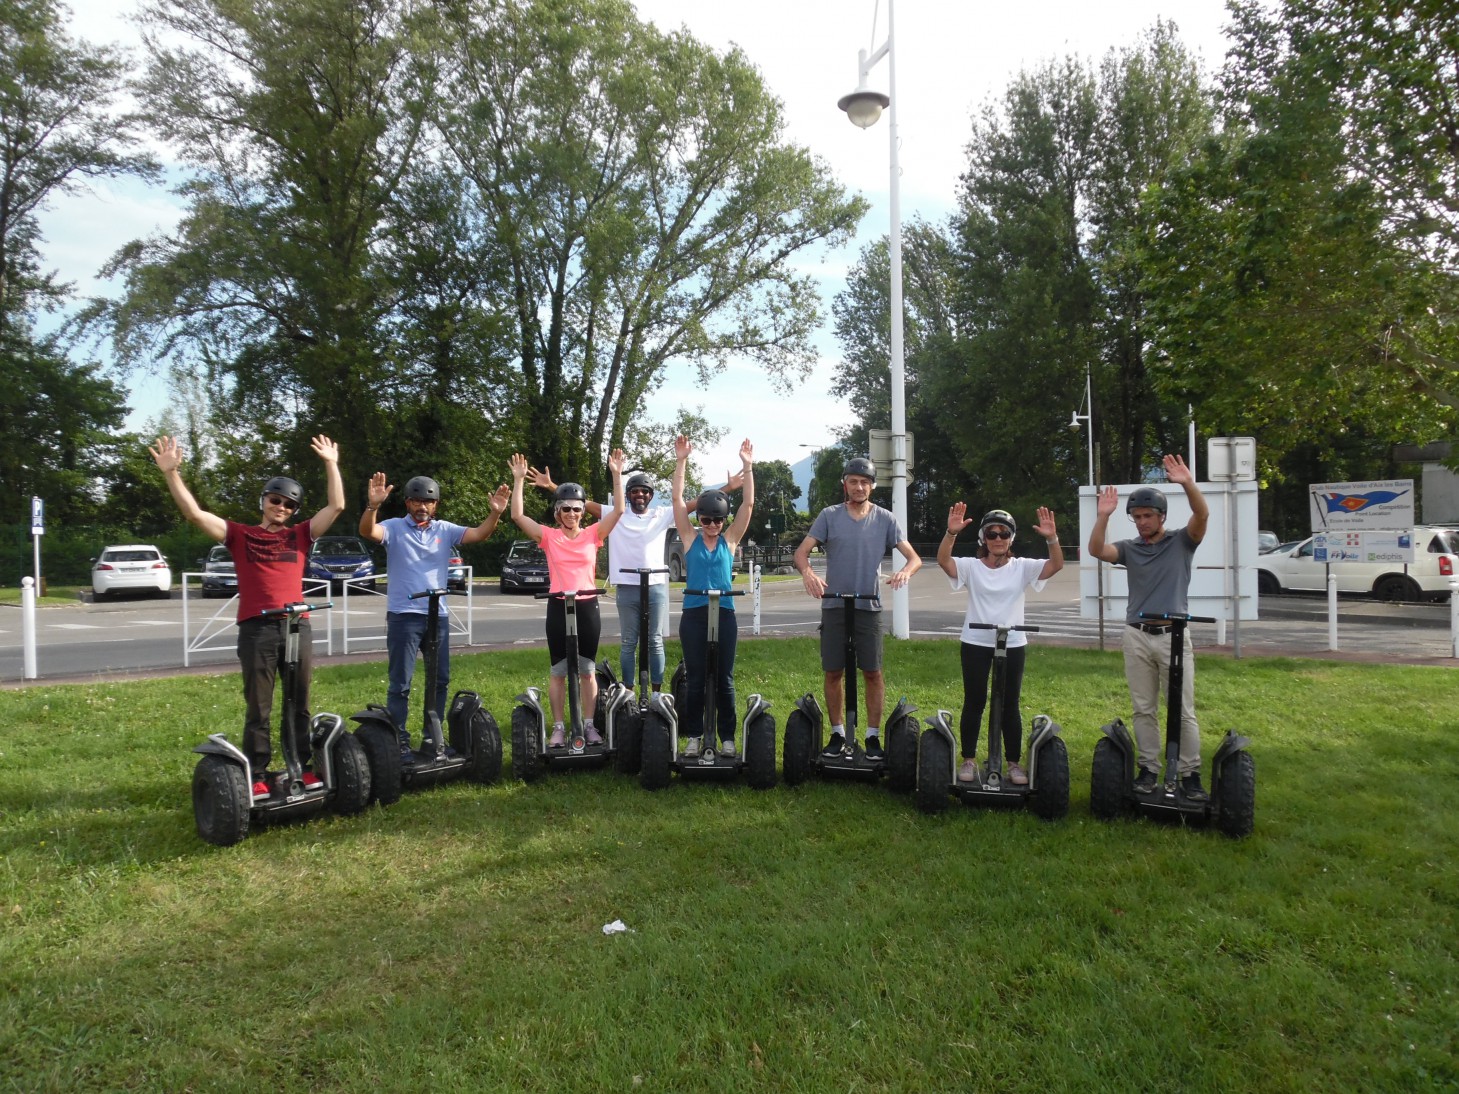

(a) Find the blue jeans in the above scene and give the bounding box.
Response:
[617,581,668,687]
[387,611,450,742]
[679,605,737,740]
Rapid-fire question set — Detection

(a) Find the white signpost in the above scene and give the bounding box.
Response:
[1308,479,1416,650]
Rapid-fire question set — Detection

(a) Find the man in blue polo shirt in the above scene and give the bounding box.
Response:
[360,473,508,758]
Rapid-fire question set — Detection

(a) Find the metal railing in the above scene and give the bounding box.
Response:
[181,573,334,666]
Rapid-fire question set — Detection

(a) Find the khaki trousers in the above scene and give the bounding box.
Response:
[1121,625,1200,775]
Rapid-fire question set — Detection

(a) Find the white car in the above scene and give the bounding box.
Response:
[1256,527,1459,602]
[92,544,172,600]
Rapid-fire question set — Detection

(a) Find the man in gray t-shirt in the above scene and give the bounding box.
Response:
[792,457,921,760]
[1087,454,1210,800]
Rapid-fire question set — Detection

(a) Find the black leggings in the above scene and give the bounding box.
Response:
[545,596,601,670]
[959,642,1026,762]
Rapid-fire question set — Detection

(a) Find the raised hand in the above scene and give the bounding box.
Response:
[367,472,393,508]
[608,448,627,475]
[1096,485,1119,516]
[674,434,692,461]
[310,435,339,463]
[527,464,554,490]
[947,501,972,535]
[488,483,510,514]
[739,438,754,467]
[510,453,529,480]
[1032,506,1057,539]
[148,435,183,474]
[1163,454,1193,486]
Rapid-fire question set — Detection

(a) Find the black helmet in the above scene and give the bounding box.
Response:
[625,472,655,499]
[1126,486,1168,516]
[978,509,1016,545]
[554,482,587,512]
[843,457,876,484]
[404,475,440,502]
[260,476,302,510]
[696,490,731,522]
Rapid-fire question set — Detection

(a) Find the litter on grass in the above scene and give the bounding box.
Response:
[602,919,634,935]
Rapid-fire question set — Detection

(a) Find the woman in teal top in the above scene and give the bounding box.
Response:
[671,434,755,757]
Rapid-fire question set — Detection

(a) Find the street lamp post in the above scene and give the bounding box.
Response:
[838,0,909,640]
[1068,363,1105,649]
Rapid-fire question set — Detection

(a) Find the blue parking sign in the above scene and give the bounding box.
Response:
[31,496,43,535]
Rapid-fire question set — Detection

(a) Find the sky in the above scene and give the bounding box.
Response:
[38,0,1236,491]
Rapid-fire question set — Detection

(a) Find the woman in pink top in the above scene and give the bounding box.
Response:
[509,450,626,747]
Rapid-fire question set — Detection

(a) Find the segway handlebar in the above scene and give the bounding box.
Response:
[534,588,601,600]
[823,591,881,607]
[261,601,331,617]
[408,588,453,600]
[619,567,670,576]
[685,588,746,597]
[966,622,1039,633]
[1139,611,1216,624]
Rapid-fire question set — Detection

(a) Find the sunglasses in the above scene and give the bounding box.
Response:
[699,516,725,526]
[265,494,300,511]
[558,505,584,514]
[983,528,1012,540]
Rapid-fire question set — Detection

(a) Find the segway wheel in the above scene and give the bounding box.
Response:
[467,709,504,785]
[1089,737,1128,820]
[1028,736,1070,821]
[511,705,545,783]
[670,661,687,716]
[744,711,777,790]
[639,710,673,791]
[613,707,643,776]
[914,729,951,815]
[1214,750,1256,839]
[192,755,250,846]
[782,707,815,787]
[331,733,372,815]
[355,724,403,806]
[885,718,918,794]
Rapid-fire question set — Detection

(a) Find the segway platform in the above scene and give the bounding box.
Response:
[915,711,1069,818]
[781,693,919,788]
[637,691,777,790]
[510,685,619,779]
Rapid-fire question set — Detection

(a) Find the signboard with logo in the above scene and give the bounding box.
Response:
[31,496,44,536]
[1309,479,1414,533]
[1313,530,1416,564]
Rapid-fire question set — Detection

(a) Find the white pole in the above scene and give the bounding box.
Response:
[1450,578,1459,658]
[1327,569,1339,650]
[21,576,37,679]
[1188,404,1197,481]
[886,0,909,641]
[752,563,762,636]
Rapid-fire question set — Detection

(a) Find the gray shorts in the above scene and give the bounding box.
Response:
[820,607,884,672]
[550,655,596,678]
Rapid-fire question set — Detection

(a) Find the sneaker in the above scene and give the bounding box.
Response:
[822,734,847,758]
[719,738,736,758]
[1008,762,1028,786]
[548,726,566,749]
[958,758,980,784]
[863,735,884,760]
[1134,767,1159,795]
[585,724,604,746]
[1181,772,1209,802]
[301,772,323,791]
[684,737,702,758]
[252,778,271,797]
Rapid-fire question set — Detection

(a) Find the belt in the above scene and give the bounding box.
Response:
[1128,622,1172,635]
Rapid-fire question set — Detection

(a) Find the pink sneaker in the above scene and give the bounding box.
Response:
[585,723,604,745]
[957,758,980,784]
[548,726,566,749]
[1009,763,1028,786]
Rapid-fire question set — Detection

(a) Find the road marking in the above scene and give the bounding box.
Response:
[134,620,174,626]
[51,623,102,630]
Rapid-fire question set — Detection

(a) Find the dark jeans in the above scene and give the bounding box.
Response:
[237,615,313,772]
[387,610,450,743]
[680,605,737,741]
[958,642,1026,762]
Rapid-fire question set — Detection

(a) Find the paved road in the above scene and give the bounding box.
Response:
[3,565,1457,685]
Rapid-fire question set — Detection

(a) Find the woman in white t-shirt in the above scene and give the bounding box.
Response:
[938,504,1063,785]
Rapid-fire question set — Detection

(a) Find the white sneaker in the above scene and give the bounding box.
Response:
[1009,762,1028,785]
[684,737,702,757]
[958,758,980,783]
[719,739,736,758]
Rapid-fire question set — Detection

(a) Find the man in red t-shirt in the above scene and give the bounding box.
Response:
[151,434,346,796]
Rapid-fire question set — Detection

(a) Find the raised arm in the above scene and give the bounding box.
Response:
[1031,505,1064,580]
[723,438,755,550]
[510,453,545,542]
[595,450,628,537]
[461,483,511,545]
[1087,485,1121,564]
[938,502,973,578]
[529,463,602,518]
[1164,454,1209,545]
[308,435,346,540]
[149,435,227,542]
[670,435,696,546]
[358,472,392,542]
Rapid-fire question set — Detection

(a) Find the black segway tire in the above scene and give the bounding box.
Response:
[192,755,250,846]
[468,709,504,784]
[1089,737,1127,820]
[639,710,673,791]
[511,705,544,783]
[782,707,814,787]
[1214,750,1256,838]
[356,724,403,806]
[331,733,372,815]
[1028,736,1070,820]
[670,660,687,716]
[744,710,777,790]
[885,718,918,793]
[614,707,643,775]
[914,730,951,815]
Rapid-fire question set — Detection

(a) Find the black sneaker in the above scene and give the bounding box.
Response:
[863,735,884,760]
[399,745,416,766]
[1181,773,1209,802]
[1133,767,1158,795]
[822,734,847,758]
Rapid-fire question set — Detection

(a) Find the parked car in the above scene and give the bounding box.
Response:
[665,529,686,582]
[1256,526,1459,602]
[499,540,549,593]
[1257,529,1279,554]
[199,545,238,599]
[306,536,376,590]
[92,545,171,601]
[448,553,468,592]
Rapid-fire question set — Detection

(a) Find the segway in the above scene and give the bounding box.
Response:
[511,589,617,780]
[595,566,670,776]
[191,601,369,846]
[915,623,1069,818]
[349,588,502,803]
[781,591,917,790]
[1089,613,1256,837]
[639,589,776,790]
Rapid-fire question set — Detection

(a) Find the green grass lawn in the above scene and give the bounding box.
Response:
[2,639,1456,1092]
[0,584,84,607]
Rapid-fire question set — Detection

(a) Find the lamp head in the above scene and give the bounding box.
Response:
[838,88,890,129]
[1068,411,1082,433]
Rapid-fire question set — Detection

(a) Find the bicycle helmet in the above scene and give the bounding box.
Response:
[625,472,655,498]
[695,490,731,522]
[404,475,441,502]
[554,482,587,515]
[842,457,877,484]
[1126,487,1168,516]
[978,509,1016,545]
[259,476,302,510]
